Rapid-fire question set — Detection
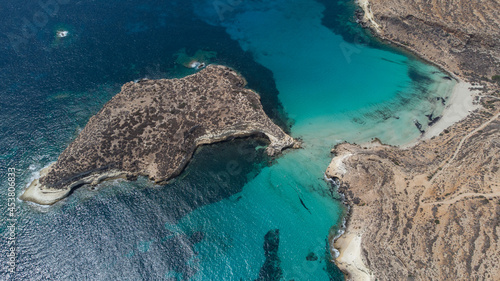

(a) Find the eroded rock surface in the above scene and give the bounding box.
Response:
[22,65,296,205]
[359,0,500,80]
[326,1,500,279]
[327,105,500,280]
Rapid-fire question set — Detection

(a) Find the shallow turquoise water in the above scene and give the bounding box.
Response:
[0,0,455,280]
[175,0,455,280]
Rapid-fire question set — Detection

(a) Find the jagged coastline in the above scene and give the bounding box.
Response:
[21,65,298,205]
[328,0,500,280]
[355,0,500,81]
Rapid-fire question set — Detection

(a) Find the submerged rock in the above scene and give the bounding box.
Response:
[256,229,282,281]
[21,65,296,205]
[306,252,318,261]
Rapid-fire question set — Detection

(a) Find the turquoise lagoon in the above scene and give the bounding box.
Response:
[180,1,456,280]
[0,0,455,280]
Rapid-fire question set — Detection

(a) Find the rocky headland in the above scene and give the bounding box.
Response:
[327,0,500,280]
[357,0,500,81]
[21,65,297,205]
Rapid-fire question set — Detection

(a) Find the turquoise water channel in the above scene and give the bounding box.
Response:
[0,0,454,280]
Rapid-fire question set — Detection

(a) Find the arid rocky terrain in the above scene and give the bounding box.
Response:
[21,65,296,205]
[327,0,500,280]
[359,0,500,81]
[328,103,500,279]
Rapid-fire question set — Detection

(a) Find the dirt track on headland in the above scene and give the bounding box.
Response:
[328,0,500,279]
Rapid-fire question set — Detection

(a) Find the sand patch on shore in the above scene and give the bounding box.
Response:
[422,81,480,140]
[334,230,373,281]
[357,0,381,33]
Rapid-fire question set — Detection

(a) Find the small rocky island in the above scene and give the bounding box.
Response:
[21,65,297,205]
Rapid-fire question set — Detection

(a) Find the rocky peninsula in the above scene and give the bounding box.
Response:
[21,65,297,205]
[357,0,500,80]
[327,0,500,280]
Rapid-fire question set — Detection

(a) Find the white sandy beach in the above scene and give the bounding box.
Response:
[336,5,480,275]
[334,230,373,281]
[333,81,480,279]
[422,81,480,140]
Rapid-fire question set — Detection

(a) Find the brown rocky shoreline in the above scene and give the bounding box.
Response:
[327,0,500,280]
[21,65,297,205]
[357,0,500,82]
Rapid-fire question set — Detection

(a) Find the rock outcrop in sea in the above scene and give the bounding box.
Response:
[21,65,297,205]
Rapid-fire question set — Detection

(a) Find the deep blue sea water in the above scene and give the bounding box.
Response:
[0,0,455,280]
